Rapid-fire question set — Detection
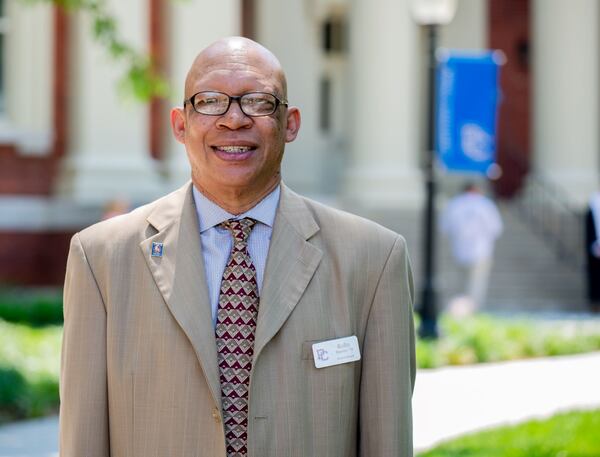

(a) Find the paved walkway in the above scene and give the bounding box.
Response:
[413,351,600,451]
[1,352,599,456]
[0,416,57,457]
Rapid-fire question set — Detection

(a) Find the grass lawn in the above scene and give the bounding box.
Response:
[418,409,600,457]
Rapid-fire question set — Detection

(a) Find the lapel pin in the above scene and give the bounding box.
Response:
[151,242,164,258]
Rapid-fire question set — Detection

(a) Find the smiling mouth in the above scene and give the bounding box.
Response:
[213,145,254,154]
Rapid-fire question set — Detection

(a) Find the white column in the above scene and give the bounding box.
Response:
[1,1,53,155]
[343,0,423,208]
[256,0,324,196]
[57,0,164,205]
[533,0,600,206]
[165,0,241,191]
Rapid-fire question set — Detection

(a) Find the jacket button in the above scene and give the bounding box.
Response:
[212,408,221,423]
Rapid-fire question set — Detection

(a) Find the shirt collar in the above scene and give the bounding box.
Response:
[192,184,280,233]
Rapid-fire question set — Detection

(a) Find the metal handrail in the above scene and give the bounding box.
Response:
[510,171,584,270]
[497,147,584,270]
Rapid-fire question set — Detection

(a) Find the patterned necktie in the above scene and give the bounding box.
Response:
[215,218,259,457]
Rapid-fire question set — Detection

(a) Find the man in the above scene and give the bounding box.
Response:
[60,37,415,457]
[440,182,503,314]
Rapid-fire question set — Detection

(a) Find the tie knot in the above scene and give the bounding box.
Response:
[221,218,256,245]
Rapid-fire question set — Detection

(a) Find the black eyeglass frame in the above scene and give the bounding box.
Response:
[183,91,288,117]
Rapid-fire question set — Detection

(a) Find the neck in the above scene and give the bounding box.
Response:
[194,176,280,215]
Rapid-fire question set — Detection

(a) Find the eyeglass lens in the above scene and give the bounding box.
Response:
[191,92,279,116]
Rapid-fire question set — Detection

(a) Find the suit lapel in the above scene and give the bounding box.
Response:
[140,183,222,410]
[254,184,323,362]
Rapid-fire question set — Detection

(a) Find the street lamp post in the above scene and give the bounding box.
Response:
[411,0,457,339]
[419,23,439,339]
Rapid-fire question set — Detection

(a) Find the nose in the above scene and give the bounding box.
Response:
[216,99,252,130]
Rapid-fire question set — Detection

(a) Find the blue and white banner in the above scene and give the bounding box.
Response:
[436,50,503,175]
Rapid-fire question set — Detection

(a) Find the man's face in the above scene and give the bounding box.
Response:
[171,46,300,202]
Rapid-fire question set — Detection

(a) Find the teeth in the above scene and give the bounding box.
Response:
[216,146,251,153]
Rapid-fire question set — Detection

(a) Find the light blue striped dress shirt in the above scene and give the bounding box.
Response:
[192,185,280,328]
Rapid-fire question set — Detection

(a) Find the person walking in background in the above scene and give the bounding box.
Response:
[585,191,600,312]
[441,182,503,315]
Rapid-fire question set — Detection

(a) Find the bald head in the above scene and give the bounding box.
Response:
[184,37,288,101]
[170,36,301,215]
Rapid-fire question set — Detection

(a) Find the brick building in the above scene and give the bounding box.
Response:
[0,0,598,285]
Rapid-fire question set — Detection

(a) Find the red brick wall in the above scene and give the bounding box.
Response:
[0,231,74,286]
[0,145,59,195]
[489,0,531,198]
[0,7,72,286]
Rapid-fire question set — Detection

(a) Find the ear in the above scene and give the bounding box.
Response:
[170,107,186,144]
[284,107,301,143]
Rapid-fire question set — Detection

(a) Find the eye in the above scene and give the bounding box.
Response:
[195,95,219,107]
[246,95,271,106]
[242,93,276,113]
[192,92,228,114]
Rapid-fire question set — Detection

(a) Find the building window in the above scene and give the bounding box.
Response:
[0,0,7,113]
[322,18,346,54]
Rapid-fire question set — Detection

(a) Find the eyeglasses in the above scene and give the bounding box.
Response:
[183,91,288,117]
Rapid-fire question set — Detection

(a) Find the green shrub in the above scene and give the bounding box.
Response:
[28,378,60,418]
[416,340,441,369]
[0,319,62,422]
[0,366,28,421]
[415,314,600,368]
[0,289,63,326]
[418,409,600,457]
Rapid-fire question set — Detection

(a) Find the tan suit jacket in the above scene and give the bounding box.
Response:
[60,182,416,457]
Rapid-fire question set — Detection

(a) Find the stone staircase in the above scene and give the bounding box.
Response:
[345,201,588,314]
[481,203,586,312]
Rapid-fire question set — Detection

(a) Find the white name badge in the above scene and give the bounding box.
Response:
[312,335,361,369]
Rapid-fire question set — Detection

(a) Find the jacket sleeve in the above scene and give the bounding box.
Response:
[60,233,110,457]
[359,235,416,456]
